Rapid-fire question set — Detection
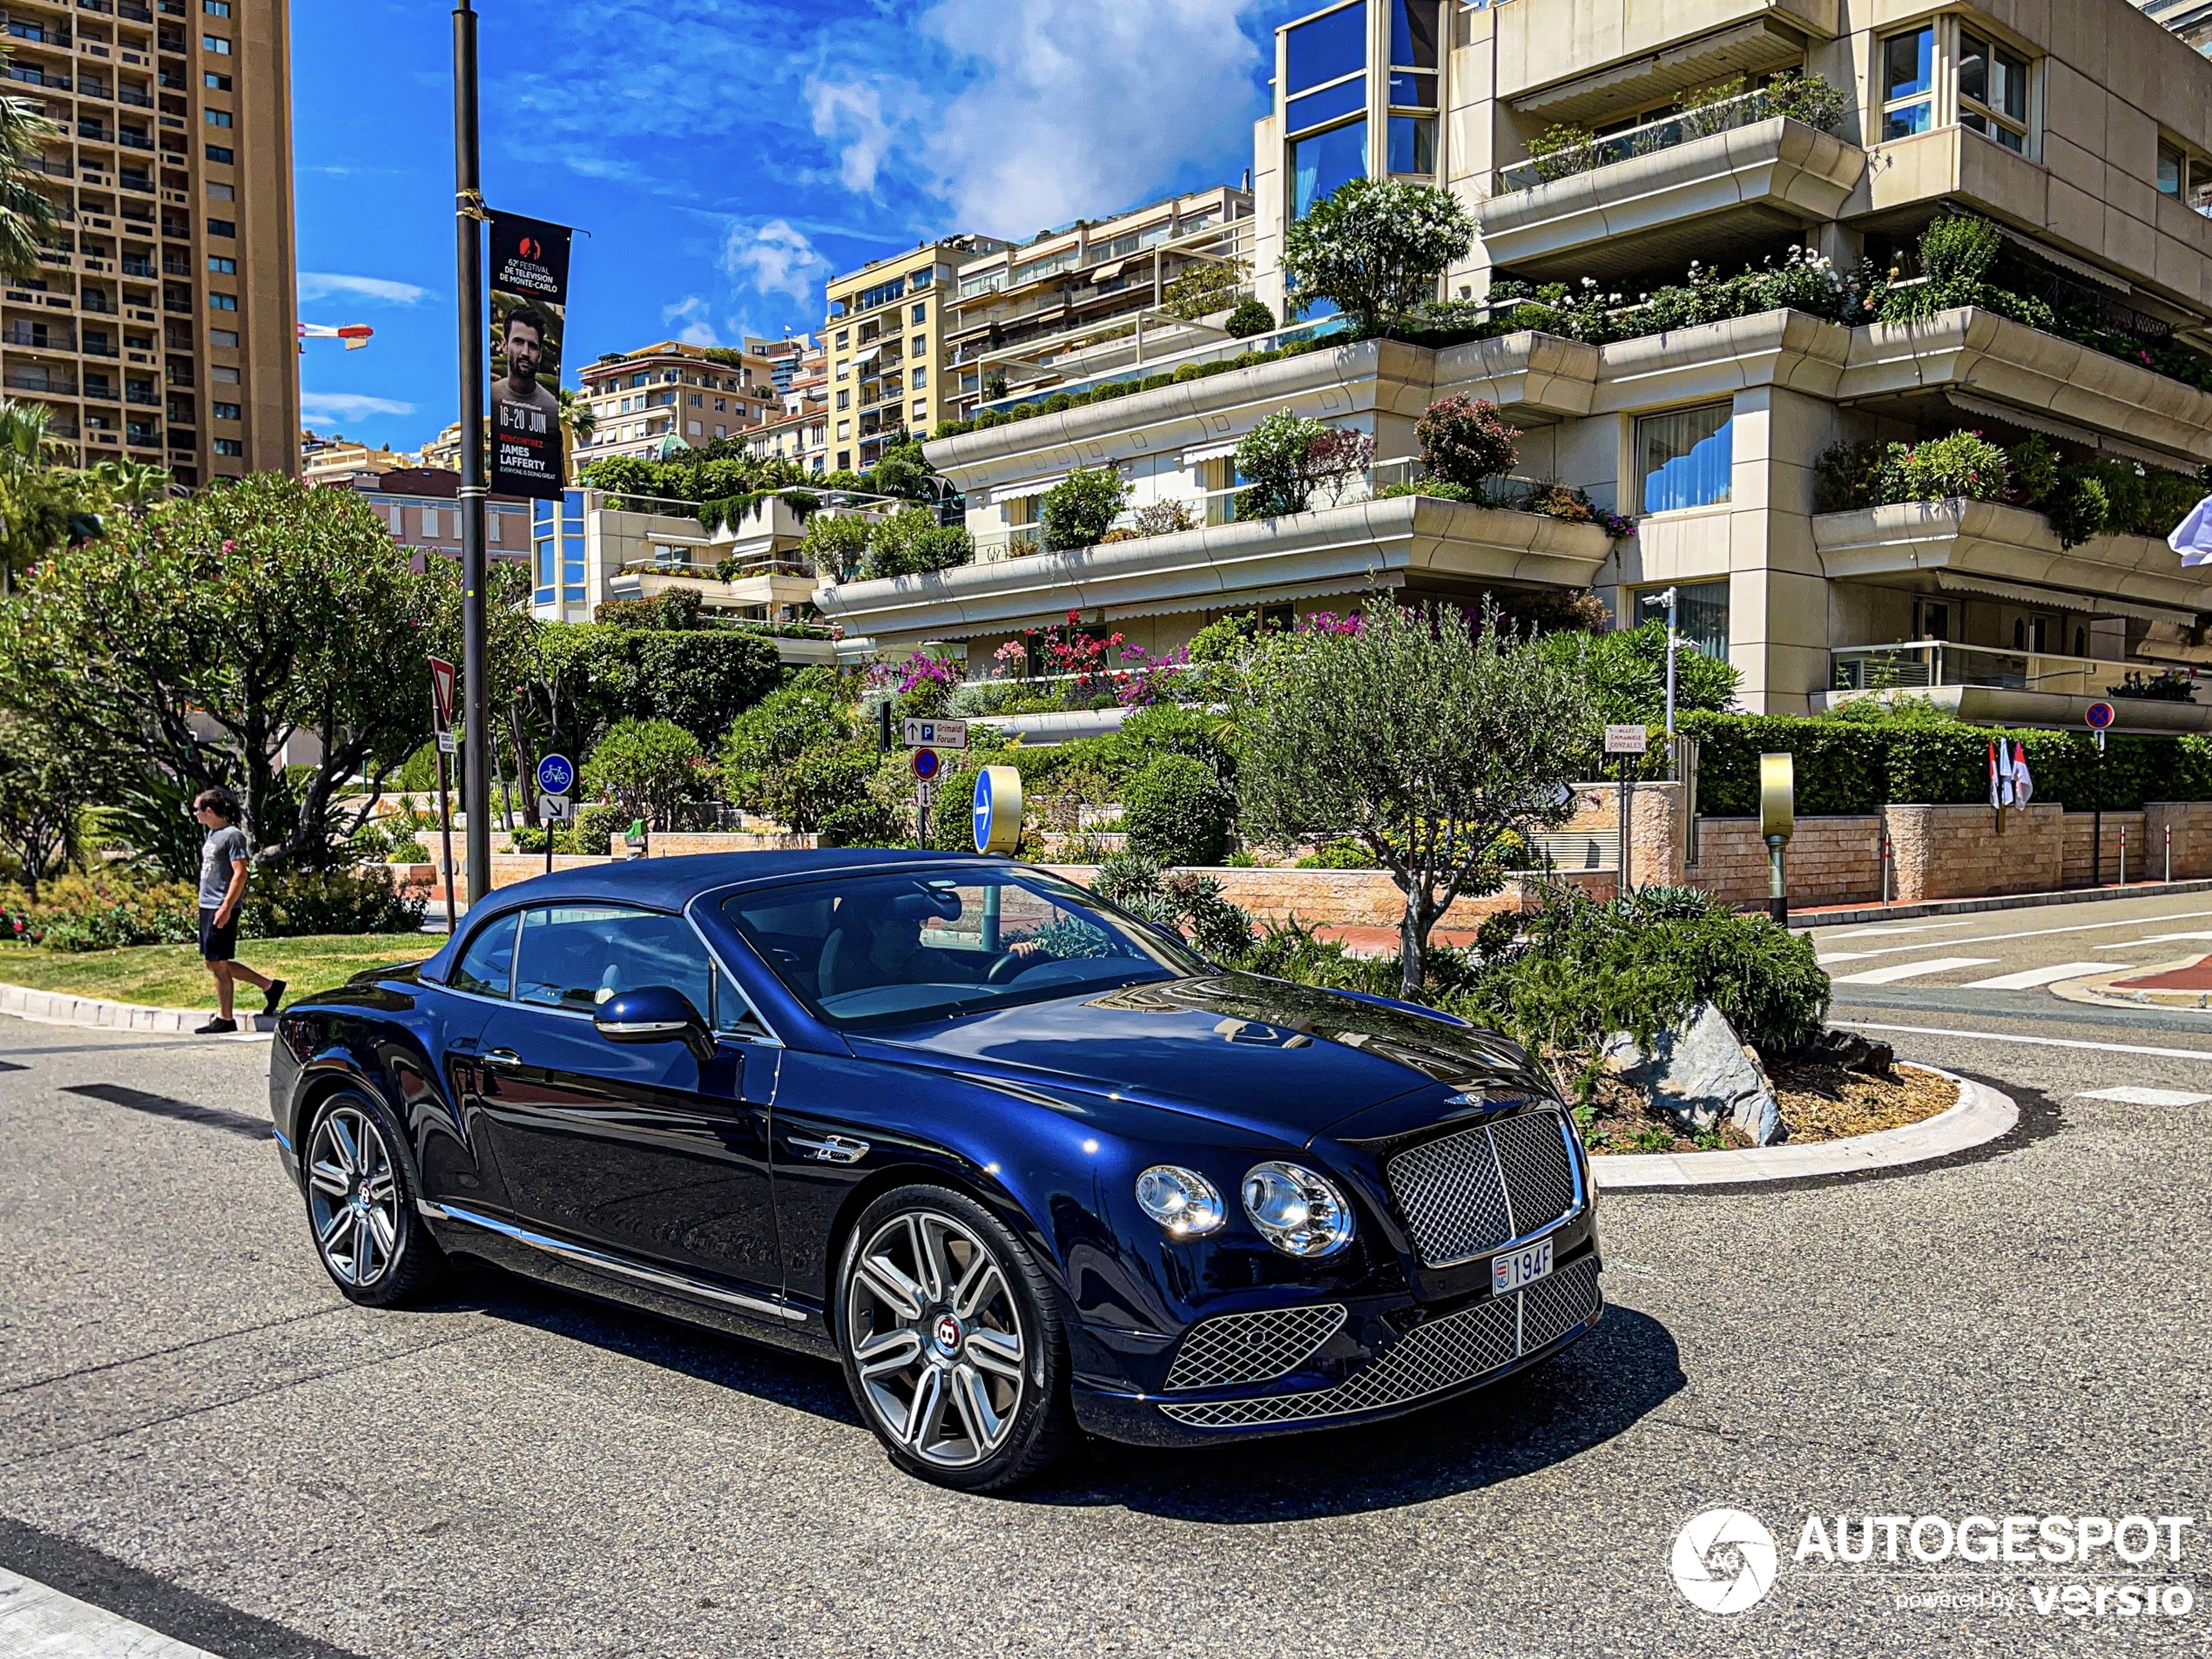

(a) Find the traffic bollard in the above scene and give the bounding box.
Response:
[1880,834,1892,905]
[2167,823,2173,884]
[2120,825,2128,887]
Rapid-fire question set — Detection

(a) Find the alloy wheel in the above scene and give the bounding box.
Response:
[307,1104,401,1289]
[846,1210,1028,1468]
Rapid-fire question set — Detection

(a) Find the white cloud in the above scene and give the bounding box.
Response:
[300,392,416,424]
[298,271,429,306]
[663,295,721,346]
[804,78,898,193]
[908,0,1266,236]
[722,219,833,307]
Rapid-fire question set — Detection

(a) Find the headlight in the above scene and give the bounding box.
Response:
[1241,1161,1354,1258]
[1135,1164,1225,1238]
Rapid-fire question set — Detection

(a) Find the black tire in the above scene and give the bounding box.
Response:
[300,1089,445,1307]
[835,1184,1075,1492]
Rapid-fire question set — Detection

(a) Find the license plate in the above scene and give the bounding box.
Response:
[1492,1238,1554,1295]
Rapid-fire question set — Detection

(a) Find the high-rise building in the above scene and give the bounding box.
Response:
[0,0,296,488]
[822,234,1008,472]
[2134,0,2212,54]
[575,339,780,461]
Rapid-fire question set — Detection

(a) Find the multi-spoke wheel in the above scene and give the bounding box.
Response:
[837,1185,1073,1491]
[301,1090,442,1306]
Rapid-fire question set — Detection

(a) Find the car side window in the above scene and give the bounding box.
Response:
[515,905,716,1018]
[713,962,774,1041]
[448,912,518,998]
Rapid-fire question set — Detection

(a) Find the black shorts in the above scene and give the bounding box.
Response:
[199,907,239,962]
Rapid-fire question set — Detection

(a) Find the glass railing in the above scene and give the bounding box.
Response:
[970,314,1352,416]
[1497,84,1843,194]
[1831,642,2211,703]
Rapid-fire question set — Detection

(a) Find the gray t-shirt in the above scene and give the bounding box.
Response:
[198,825,249,909]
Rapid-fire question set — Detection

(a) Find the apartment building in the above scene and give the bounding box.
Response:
[323,464,531,570]
[942,185,1256,421]
[746,332,825,409]
[741,405,830,474]
[0,0,296,487]
[300,428,418,485]
[823,235,1008,474]
[2134,0,2212,52]
[575,339,779,460]
[813,0,2212,739]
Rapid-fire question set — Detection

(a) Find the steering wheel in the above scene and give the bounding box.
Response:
[985,949,1042,985]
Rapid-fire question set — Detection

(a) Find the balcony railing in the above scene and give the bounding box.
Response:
[1497,84,1842,193]
[1831,642,2212,704]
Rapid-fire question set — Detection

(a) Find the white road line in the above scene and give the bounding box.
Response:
[1803,907,2212,963]
[1815,951,1889,964]
[1837,1022,2212,1062]
[2075,1086,2212,1106]
[1961,961,2124,990]
[1831,957,1999,985]
[2094,933,2212,949]
[0,1567,219,1658]
[1820,922,1975,940]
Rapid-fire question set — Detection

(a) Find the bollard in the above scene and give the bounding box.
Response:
[2121,825,2128,887]
[2167,823,2173,884]
[1880,833,1892,905]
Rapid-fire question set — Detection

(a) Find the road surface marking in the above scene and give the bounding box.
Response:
[1831,957,1999,985]
[1961,961,2124,990]
[2075,1086,2212,1106]
[2094,932,2212,949]
[1820,922,1974,940]
[1814,950,1889,964]
[1804,907,2212,963]
[1836,1022,2212,1062]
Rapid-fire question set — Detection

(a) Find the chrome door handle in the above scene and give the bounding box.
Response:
[790,1133,869,1165]
[482,1049,523,1070]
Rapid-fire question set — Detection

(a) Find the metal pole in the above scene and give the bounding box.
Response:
[1617,758,1631,895]
[434,737,457,936]
[2120,824,2128,887]
[454,0,491,907]
[1663,588,1677,738]
[1880,834,1891,905]
[2167,822,2173,884]
[1767,833,1788,926]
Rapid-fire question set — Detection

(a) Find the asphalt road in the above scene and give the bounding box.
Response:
[5,900,2212,1657]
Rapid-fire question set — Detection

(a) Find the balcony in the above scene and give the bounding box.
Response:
[1482,111,1864,282]
[118,130,152,152]
[1824,641,2212,733]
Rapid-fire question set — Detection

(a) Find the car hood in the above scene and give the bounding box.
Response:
[846,972,1550,1146]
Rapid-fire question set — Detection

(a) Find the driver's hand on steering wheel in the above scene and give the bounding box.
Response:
[1006,940,1045,956]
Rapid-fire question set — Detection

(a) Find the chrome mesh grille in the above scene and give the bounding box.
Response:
[1164,1304,1347,1392]
[1386,1110,1579,1268]
[1158,1255,1601,1429]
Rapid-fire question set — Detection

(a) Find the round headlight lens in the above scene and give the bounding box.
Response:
[1241,1161,1355,1258]
[1135,1164,1225,1238]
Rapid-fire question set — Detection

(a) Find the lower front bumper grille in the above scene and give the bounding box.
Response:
[1157,1256,1600,1429]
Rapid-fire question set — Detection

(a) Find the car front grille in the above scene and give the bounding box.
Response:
[1158,1256,1600,1429]
[1386,1109,1580,1268]
[1163,1303,1348,1392]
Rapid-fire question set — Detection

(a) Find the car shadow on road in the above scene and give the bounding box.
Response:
[1027,1306,1684,1521]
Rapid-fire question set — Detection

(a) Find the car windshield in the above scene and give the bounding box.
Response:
[718,867,1201,1030]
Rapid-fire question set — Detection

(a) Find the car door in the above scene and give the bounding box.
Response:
[411,908,520,1214]
[475,903,782,1298]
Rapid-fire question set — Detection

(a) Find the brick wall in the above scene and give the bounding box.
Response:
[1884,803,2064,902]
[2060,811,2147,887]
[1690,816,1886,906]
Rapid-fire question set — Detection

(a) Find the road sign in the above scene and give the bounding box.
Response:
[973,765,1023,855]
[2085,701,2117,731]
[915,779,939,809]
[911,746,942,782]
[903,718,968,751]
[536,752,576,796]
[538,792,574,825]
[429,657,458,754]
[1603,724,1649,754]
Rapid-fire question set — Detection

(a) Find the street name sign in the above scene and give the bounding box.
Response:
[1603,724,1649,754]
[903,718,968,750]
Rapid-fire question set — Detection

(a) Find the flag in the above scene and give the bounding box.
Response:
[1988,739,2002,809]
[2171,495,2212,567]
[2012,741,2033,806]
[2000,738,2018,807]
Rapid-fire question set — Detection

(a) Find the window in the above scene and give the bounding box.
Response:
[1387,114,1436,175]
[514,904,722,1015]
[1636,402,1734,513]
[1669,580,1730,659]
[450,912,520,998]
[212,400,239,419]
[212,436,241,455]
[202,34,230,53]
[207,293,235,310]
[205,71,230,90]
[2157,139,2188,198]
[1291,118,1366,218]
[1389,0,1439,70]
[1287,76,1366,135]
[837,450,851,469]
[835,388,849,410]
[910,334,927,357]
[211,364,238,383]
[1388,71,1435,109]
[912,365,927,387]
[1880,26,1933,139]
[205,144,233,164]
[204,109,231,126]
[207,218,233,237]
[204,1,230,14]
[206,254,233,273]
[209,327,237,347]
[206,181,233,200]
[1958,31,2027,152]
[911,301,927,324]
[837,419,851,439]
[1286,2,1366,95]
[687,392,701,406]
[833,329,848,348]
[912,398,927,420]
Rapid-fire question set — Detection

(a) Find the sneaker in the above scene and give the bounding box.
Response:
[262,979,287,1015]
[195,1016,237,1035]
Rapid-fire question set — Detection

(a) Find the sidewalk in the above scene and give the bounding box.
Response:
[1778,875,2212,930]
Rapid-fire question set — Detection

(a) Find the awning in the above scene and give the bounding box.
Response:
[1998,227,2128,293]
[1180,435,1243,466]
[1945,393,2197,471]
[1000,472,1069,500]
[852,344,882,370]
[1932,569,2202,626]
[1511,17,1807,125]
[1088,260,1125,284]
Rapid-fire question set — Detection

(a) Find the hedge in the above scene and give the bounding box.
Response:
[1680,712,2212,814]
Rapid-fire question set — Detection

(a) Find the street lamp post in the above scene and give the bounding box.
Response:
[1640,586,1680,739]
[452,0,491,907]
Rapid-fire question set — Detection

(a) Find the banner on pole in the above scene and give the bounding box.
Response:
[489,212,574,501]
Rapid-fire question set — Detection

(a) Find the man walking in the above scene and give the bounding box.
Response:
[192,788,283,1035]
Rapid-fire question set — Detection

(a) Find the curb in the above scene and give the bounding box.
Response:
[2049,954,2212,1014]
[1588,1068,2014,1189]
[0,981,274,1035]
[1790,878,2212,931]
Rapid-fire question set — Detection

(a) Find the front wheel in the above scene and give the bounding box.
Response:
[835,1184,1074,1492]
[301,1089,444,1307]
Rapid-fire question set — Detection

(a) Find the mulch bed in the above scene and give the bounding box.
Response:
[1579,1058,1958,1156]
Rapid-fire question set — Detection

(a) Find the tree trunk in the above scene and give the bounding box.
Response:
[1398,885,1437,1000]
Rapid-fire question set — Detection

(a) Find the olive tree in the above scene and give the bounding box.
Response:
[1041,465,1129,550]
[1282,178,1475,334]
[1238,600,1595,995]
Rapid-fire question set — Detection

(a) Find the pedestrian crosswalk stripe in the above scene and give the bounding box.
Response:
[1961,961,2121,990]
[1831,957,1999,985]
[2075,1086,2212,1106]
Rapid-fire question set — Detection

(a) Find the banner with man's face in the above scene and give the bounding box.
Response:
[488,212,573,500]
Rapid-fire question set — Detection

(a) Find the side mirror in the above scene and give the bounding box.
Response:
[594,986,715,1062]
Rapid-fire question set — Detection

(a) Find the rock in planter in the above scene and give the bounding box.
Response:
[1600,1001,1783,1145]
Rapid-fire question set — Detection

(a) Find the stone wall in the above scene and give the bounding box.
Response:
[1883,803,2064,902]
[2144,802,2212,880]
[2061,811,2148,887]
[1042,866,1612,930]
[1690,816,1887,907]
[1559,781,1686,887]
[649,831,819,855]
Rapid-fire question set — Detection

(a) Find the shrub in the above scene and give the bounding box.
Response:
[862,508,974,579]
[583,718,705,830]
[1281,177,1475,333]
[2004,434,2058,505]
[1374,479,1474,502]
[240,866,424,939]
[6,872,199,950]
[801,512,870,582]
[1041,465,1130,550]
[1161,260,1247,321]
[1133,499,1197,537]
[1121,754,1235,866]
[1814,440,1885,513]
[1234,409,1326,518]
[779,745,904,845]
[1527,123,1596,182]
[1881,430,2008,502]
[1224,296,1275,338]
[1761,71,1847,132]
[1416,396,1521,494]
[1295,840,1379,869]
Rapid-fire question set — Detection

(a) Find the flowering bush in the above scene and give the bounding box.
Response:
[1133,499,1197,537]
[1282,177,1474,334]
[1416,396,1521,494]
[1234,409,1327,517]
[1302,426,1376,508]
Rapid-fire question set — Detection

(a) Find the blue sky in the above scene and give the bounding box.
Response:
[294,0,1305,454]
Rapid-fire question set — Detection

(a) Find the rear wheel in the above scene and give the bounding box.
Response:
[835,1184,1074,1492]
[302,1090,444,1306]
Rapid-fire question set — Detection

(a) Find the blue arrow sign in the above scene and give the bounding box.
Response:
[972,768,995,853]
[536,753,576,795]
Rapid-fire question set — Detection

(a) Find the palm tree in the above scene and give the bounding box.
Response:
[91,458,174,517]
[0,397,67,595]
[556,386,596,452]
[0,72,62,283]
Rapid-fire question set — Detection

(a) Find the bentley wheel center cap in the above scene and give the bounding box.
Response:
[933,1313,962,1355]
